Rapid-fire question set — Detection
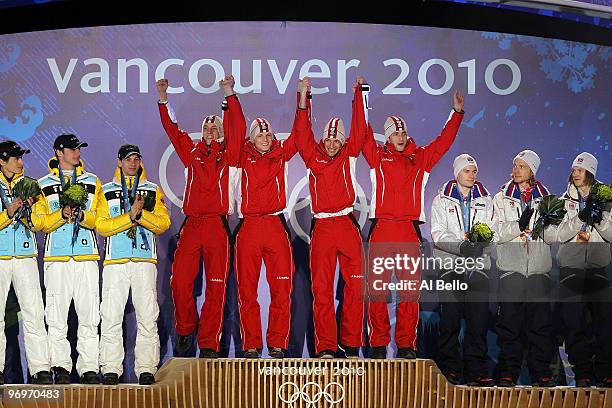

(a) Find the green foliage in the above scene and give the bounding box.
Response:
[469,222,494,243]
[12,176,41,202]
[60,182,88,208]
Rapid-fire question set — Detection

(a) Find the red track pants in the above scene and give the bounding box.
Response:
[234,215,294,350]
[170,216,231,351]
[367,219,421,349]
[310,215,365,354]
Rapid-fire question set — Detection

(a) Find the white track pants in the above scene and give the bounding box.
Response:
[0,257,49,375]
[99,261,159,377]
[44,259,100,375]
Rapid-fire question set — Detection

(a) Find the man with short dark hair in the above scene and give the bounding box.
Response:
[96,144,170,385]
[34,134,105,384]
[0,140,52,385]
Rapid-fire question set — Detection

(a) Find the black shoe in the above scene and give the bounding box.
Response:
[80,371,100,384]
[341,345,359,359]
[139,372,155,385]
[53,367,71,384]
[102,373,119,385]
[445,371,462,385]
[316,350,335,359]
[0,371,4,385]
[533,376,555,387]
[244,349,261,359]
[176,332,195,356]
[467,376,495,387]
[199,348,219,359]
[598,378,612,388]
[370,346,387,359]
[575,377,592,387]
[396,347,417,359]
[32,370,53,385]
[268,347,285,359]
[498,376,516,387]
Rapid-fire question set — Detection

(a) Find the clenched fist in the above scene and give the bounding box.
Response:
[219,75,235,97]
[156,79,169,102]
[453,90,465,113]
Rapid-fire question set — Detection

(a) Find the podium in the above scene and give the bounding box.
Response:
[1,358,610,407]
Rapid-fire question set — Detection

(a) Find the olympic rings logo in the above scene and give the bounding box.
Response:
[278,381,344,407]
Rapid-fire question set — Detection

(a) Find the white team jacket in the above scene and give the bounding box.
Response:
[430,180,496,272]
[493,180,554,276]
[555,183,612,270]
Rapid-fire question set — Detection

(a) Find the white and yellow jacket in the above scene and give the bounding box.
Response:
[33,158,104,262]
[96,165,171,266]
[0,171,40,259]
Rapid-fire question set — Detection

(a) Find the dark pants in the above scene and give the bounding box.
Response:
[437,270,490,382]
[496,272,554,382]
[560,267,612,381]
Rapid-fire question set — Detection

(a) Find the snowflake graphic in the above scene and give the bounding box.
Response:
[481,32,610,93]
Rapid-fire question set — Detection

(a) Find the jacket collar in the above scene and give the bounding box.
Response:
[442,180,490,202]
[112,164,148,185]
[562,181,601,202]
[0,170,24,189]
[195,139,224,156]
[503,179,549,201]
[47,157,86,179]
[383,138,417,157]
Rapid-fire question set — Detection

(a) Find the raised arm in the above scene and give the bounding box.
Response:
[347,77,369,157]
[219,75,246,166]
[280,89,302,162]
[293,77,317,167]
[415,90,465,172]
[156,78,195,167]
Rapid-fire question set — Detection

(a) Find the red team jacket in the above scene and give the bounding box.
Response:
[362,110,464,222]
[236,117,298,218]
[294,87,368,216]
[158,95,245,217]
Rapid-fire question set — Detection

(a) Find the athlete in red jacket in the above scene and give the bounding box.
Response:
[294,77,369,358]
[156,76,245,358]
[363,91,465,359]
[233,96,299,359]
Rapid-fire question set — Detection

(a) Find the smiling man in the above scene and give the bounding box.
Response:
[232,93,300,360]
[362,91,465,360]
[293,76,368,358]
[157,76,244,358]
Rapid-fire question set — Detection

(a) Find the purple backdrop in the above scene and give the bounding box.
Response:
[0,22,610,383]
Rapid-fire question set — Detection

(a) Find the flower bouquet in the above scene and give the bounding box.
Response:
[531,195,566,240]
[11,176,41,235]
[59,181,89,246]
[467,222,494,243]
